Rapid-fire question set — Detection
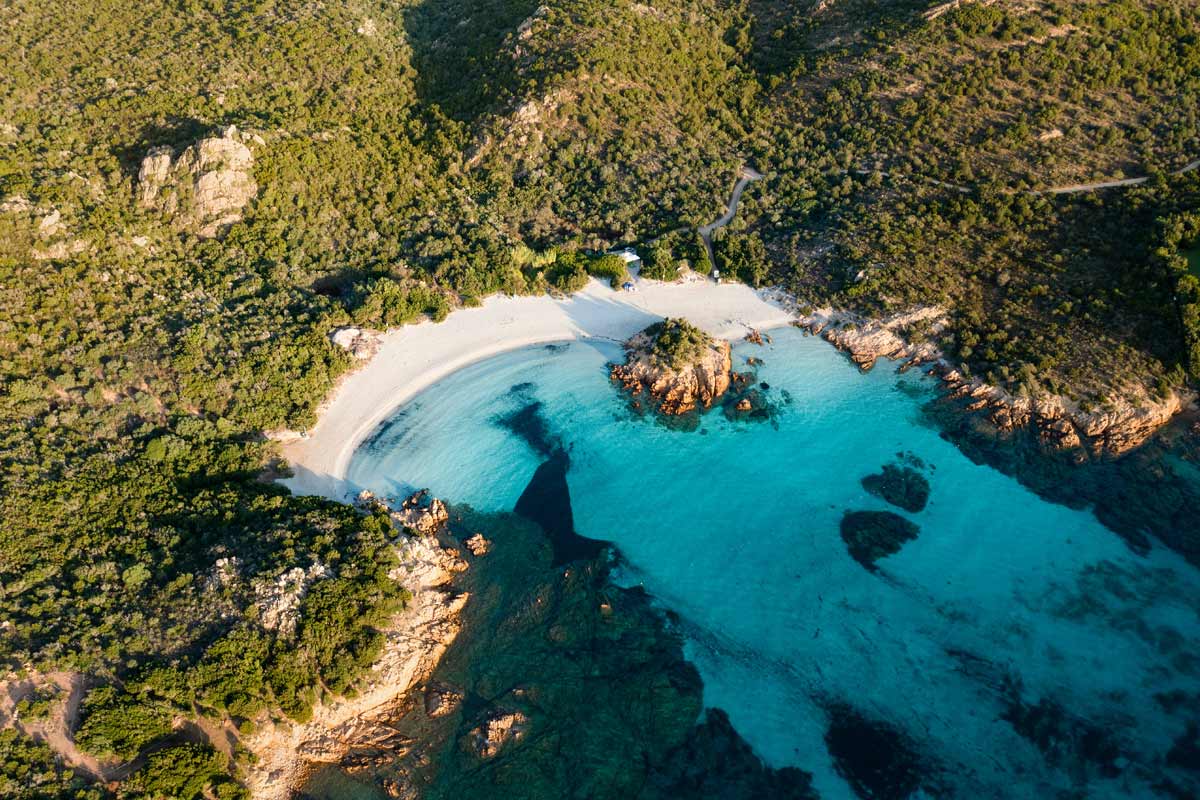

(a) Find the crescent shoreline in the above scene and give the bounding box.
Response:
[277,275,797,501]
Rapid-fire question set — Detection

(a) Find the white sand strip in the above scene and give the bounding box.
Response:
[280,276,795,500]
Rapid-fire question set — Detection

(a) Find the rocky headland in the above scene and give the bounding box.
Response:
[610,318,732,416]
[796,305,1191,458]
[243,490,468,800]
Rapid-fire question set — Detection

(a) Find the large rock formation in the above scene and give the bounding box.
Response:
[798,305,1190,457]
[610,318,732,416]
[941,369,1185,457]
[798,306,947,372]
[137,125,258,238]
[243,508,469,800]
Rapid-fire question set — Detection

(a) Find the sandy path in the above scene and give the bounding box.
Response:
[1040,158,1200,194]
[280,276,793,500]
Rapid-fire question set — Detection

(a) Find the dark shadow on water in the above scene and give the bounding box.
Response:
[493,394,559,459]
[514,448,606,566]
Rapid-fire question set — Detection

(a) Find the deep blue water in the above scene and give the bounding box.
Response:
[347,328,1200,798]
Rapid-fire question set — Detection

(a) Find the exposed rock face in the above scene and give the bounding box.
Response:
[610,320,732,416]
[798,305,1189,457]
[360,489,450,536]
[464,709,528,759]
[941,368,1186,457]
[244,527,468,800]
[137,126,257,237]
[254,562,331,638]
[463,534,490,556]
[423,684,462,719]
[798,306,947,372]
[392,490,450,535]
[329,326,380,360]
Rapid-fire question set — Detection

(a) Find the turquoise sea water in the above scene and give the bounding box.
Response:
[347,328,1200,798]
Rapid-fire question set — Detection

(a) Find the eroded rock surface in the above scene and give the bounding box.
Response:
[610,318,732,416]
[798,304,1190,457]
[329,326,380,360]
[359,489,450,536]
[243,498,468,800]
[463,709,528,759]
[138,125,258,237]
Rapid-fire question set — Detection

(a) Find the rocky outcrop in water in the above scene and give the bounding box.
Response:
[462,534,490,556]
[610,319,732,416]
[797,305,1190,458]
[365,489,450,536]
[799,306,946,372]
[464,709,528,759]
[137,126,258,237]
[940,368,1185,458]
[929,397,1200,567]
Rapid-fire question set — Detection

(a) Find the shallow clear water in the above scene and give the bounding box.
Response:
[347,328,1200,798]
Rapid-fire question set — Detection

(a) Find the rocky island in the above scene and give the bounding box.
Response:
[610,318,733,416]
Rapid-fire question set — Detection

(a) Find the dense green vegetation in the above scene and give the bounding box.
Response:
[0,730,107,799]
[1,0,1197,793]
[120,744,246,800]
[645,318,716,370]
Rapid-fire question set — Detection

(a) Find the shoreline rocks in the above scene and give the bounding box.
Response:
[358,489,450,536]
[610,318,732,416]
[795,304,1191,458]
[243,493,469,800]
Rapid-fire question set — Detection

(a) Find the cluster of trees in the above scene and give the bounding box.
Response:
[0,730,106,800]
[646,318,715,370]
[732,0,1200,401]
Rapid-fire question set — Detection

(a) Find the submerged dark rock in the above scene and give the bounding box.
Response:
[645,708,818,799]
[839,510,920,571]
[823,702,933,799]
[1001,680,1124,780]
[861,463,931,513]
[1168,722,1200,773]
[316,509,815,800]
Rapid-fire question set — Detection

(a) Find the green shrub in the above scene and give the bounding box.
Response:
[75,686,172,761]
[122,744,245,800]
[586,254,630,287]
[644,318,714,370]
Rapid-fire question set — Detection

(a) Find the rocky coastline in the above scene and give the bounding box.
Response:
[795,305,1192,458]
[609,319,733,416]
[243,491,469,800]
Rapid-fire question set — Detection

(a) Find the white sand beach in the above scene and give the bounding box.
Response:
[280,275,796,500]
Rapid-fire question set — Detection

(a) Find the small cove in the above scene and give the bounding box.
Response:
[342,327,1200,798]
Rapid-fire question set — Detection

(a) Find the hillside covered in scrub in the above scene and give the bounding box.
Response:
[1,0,1198,795]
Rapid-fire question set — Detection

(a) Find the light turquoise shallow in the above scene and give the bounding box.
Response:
[347,327,1200,798]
